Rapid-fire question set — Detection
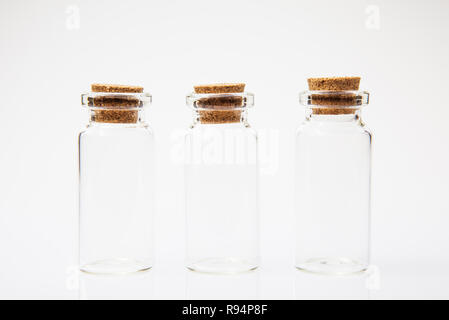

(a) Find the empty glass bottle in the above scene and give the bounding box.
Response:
[295,78,371,275]
[184,83,259,274]
[79,84,154,274]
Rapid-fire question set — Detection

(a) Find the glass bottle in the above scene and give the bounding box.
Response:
[295,80,371,275]
[184,83,259,274]
[79,84,154,274]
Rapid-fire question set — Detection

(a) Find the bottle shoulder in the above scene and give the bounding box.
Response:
[188,122,256,133]
[296,120,370,137]
[79,123,153,138]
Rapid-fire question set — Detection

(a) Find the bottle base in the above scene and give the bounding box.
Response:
[80,258,152,275]
[296,257,367,275]
[187,257,258,274]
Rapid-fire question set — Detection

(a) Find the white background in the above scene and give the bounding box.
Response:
[0,0,448,299]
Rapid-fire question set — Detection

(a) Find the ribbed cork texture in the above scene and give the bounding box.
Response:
[308,77,360,115]
[91,84,143,93]
[90,84,142,123]
[194,83,245,124]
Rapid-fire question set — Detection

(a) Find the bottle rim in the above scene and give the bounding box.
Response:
[299,90,369,108]
[186,92,254,111]
[81,92,152,110]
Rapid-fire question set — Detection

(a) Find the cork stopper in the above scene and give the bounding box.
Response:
[91,84,143,93]
[308,77,360,115]
[307,77,360,91]
[194,83,245,94]
[193,83,245,124]
[89,84,143,123]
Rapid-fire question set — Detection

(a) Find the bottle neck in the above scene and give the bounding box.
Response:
[306,109,362,124]
[88,109,146,126]
[193,109,249,126]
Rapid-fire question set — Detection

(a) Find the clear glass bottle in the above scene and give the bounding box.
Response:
[184,84,259,274]
[295,86,371,275]
[79,85,154,274]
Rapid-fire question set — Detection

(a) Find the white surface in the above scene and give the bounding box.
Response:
[5,260,449,300]
[1,0,449,299]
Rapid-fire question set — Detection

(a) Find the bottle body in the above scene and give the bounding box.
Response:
[295,112,371,274]
[184,113,259,273]
[79,122,154,274]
